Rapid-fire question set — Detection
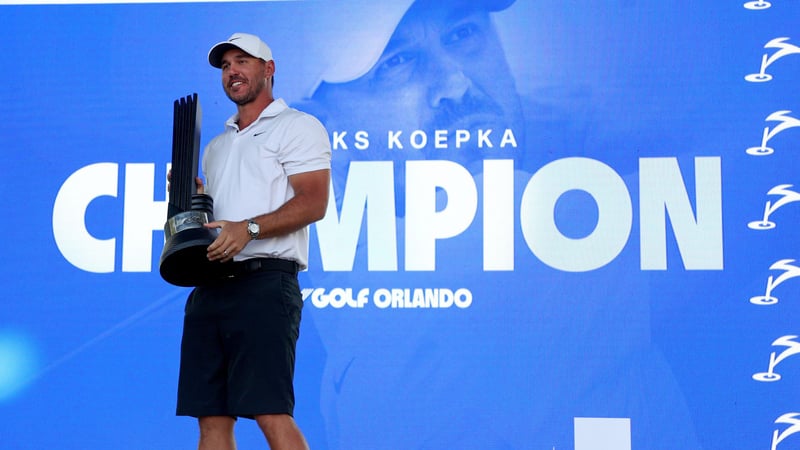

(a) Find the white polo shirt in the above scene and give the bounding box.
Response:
[202,98,331,269]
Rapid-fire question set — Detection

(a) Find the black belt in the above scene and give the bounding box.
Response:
[223,257,299,278]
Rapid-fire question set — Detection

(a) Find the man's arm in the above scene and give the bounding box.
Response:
[252,168,330,238]
[205,168,330,262]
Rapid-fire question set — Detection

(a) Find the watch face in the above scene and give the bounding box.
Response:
[248,221,259,238]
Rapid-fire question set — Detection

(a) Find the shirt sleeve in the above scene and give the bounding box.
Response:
[279,111,332,176]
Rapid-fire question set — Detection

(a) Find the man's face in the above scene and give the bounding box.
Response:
[220,48,271,106]
[312,0,523,164]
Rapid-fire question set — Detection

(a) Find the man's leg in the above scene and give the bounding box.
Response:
[198,416,236,450]
[255,413,309,450]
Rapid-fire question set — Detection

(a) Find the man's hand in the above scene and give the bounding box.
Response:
[167,170,205,195]
[205,220,249,262]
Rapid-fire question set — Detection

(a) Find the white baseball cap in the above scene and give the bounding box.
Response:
[308,0,515,88]
[208,32,273,68]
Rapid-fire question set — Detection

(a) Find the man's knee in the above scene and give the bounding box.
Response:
[255,413,293,431]
[198,415,236,437]
[255,414,308,450]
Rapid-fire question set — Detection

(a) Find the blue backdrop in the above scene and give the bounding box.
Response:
[1,1,799,449]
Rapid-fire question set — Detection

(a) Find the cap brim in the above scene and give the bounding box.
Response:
[208,42,238,68]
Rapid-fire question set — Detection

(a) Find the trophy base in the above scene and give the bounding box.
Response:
[160,209,223,287]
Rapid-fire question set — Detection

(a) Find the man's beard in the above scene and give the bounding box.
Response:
[225,78,264,106]
[422,88,524,165]
[427,88,512,132]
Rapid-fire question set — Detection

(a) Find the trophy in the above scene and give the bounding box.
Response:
[159,93,221,287]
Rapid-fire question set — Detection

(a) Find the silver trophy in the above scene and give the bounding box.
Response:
[159,94,221,286]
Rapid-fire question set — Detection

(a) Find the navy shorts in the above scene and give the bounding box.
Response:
[176,267,303,418]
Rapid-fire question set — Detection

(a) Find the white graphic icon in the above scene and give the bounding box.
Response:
[750,259,800,305]
[748,184,800,230]
[746,111,800,156]
[753,335,800,382]
[745,37,800,82]
[771,413,800,450]
[743,0,771,10]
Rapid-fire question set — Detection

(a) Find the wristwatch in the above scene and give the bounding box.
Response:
[247,219,260,240]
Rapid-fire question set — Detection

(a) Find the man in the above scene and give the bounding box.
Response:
[293,1,703,449]
[176,32,331,450]
[299,0,527,171]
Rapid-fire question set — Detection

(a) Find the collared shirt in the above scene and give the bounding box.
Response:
[202,98,331,269]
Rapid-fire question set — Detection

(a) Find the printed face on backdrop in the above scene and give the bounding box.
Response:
[309,0,524,166]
